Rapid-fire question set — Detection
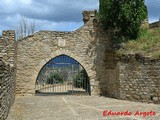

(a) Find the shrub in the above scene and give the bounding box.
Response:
[73,70,88,88]
[47,73,63,84]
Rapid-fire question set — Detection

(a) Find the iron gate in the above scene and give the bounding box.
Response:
[35,55,90,95]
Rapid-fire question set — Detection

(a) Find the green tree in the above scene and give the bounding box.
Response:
[99,0,147,39]
[74,70,88,88]
[47,73,63,84]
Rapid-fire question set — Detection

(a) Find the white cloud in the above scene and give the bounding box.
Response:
[0,0,98,35]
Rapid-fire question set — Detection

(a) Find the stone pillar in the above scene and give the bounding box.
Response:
[82,10,96,24]
[82,10,101,96]
[0,30,16,119]
[1,30,15,66]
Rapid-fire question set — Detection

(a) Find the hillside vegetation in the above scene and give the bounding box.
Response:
[117,28,160,59]
[98,0,159,59]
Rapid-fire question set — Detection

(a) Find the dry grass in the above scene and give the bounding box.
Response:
[117,28,160,59]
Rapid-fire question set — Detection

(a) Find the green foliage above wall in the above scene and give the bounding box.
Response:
[99,0,147,40]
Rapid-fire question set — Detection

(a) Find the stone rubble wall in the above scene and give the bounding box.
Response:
[119,55,160,104]
[149,21,160,29]
[0,60,16,120]
[0,31,16,120]
[94,21,120,98]
[98,51,120,98]
[100,53,160,104]
[0,31,15,66]
[16,11,99,95]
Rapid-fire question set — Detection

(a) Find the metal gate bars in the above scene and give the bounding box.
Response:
[35,55,90,95]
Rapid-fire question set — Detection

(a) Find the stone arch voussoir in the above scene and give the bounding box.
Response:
[36,49,94,84]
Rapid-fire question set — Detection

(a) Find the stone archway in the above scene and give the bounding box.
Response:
[15,11,101,96]
[16,29,98,95]
[35,54,91,95]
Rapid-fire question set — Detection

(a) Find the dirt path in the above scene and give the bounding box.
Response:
[7,95,160,120]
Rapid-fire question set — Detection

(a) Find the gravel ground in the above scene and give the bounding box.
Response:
[7,95,160,120]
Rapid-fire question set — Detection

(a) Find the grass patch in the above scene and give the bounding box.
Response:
[117,28,160,59]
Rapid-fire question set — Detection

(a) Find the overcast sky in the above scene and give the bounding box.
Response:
[0,0,160,35]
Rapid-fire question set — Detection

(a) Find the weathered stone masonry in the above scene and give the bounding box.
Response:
[0,31,15,65]
[0,60,15,120]
[97,51,160,104]
[0,31,16,120]
[119,55,160,103]
[16,11,99,95]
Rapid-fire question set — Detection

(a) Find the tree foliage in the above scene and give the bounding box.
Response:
[99,0,147,39]
[73,70,88,88]
[47,73,63,84]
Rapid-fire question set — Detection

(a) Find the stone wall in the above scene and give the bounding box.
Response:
[97,51,120,98]
[93,20,120,97]
[149,21,160,29]
[0,60,16,120]
[99,53,160,104]
[0,31,15,65]
[0,31,16,119]
[16,11,101,95]
[119,55,160,104]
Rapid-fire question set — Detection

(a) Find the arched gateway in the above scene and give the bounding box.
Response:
[16,11,102,96]
[35,54,90,95]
